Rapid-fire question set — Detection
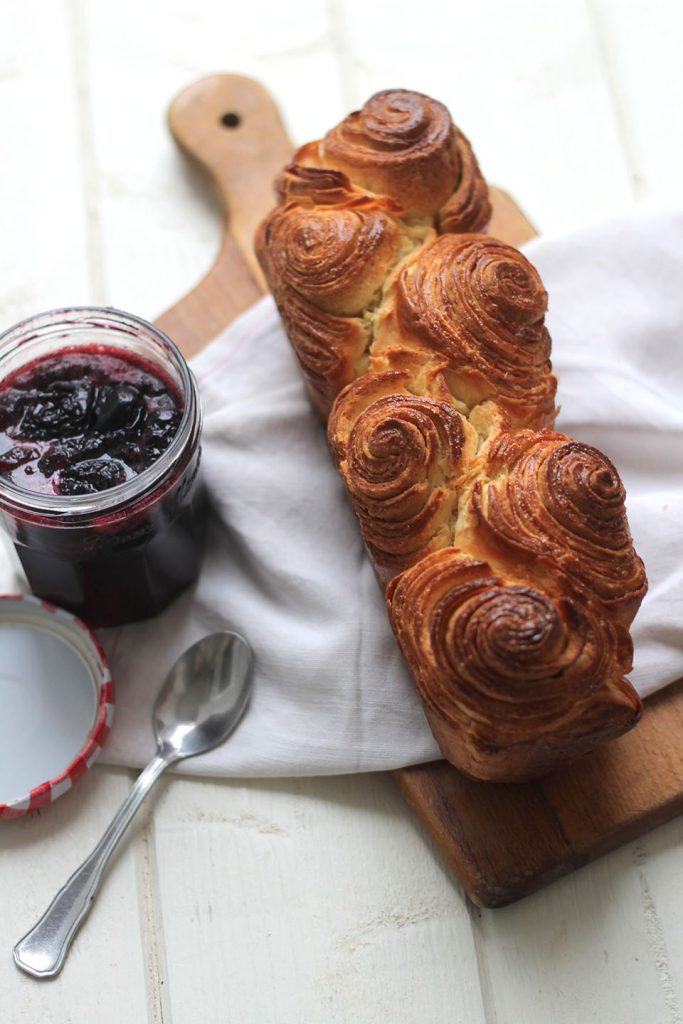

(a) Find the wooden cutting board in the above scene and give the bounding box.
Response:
[157,74,683,908]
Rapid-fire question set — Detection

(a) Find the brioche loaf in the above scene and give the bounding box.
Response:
[256,89,646,782]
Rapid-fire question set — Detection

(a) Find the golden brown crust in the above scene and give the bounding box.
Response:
[297,90,491,228]
[255,87,646,782]
[323,90,455,213]
[275,160,357,207]
[257,199,402,317]
[438,132,492,234]
[385,549,641,782]
[463,431,648,624]
[275,157,406,215]
[255,198,399,416]
[329,370,479,582]
[373,234,557,428]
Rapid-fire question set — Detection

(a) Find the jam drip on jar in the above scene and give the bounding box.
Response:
[0,348,183,495]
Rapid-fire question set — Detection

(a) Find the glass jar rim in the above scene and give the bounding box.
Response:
[0,305,201,521]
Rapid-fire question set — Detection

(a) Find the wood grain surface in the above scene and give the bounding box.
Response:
[160,73,683,908]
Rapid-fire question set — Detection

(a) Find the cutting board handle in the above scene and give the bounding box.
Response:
[157,75,292,355]
[168,74,293,289]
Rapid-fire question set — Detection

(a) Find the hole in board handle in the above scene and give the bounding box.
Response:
[220,112,241,129]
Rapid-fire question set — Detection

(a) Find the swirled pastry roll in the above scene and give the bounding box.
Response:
[461,430,648,626]
[292,89,491,230]
[372,234,557,429]
[256,186,433,416]
[328,369,479,583]
[256,88,646,782]
[386,549,640,782]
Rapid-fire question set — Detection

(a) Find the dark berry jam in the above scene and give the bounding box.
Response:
[13,459,206,627]
[0,333,205,629]
[0,349,182,496]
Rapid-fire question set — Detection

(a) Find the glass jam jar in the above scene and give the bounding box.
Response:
[0,307,205,627]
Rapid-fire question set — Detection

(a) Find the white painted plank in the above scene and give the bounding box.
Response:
[151,771,487,1024]
[589,0,683,203]
[332,0,638,234]
[623,816,683,1022]
[76,0,347,322]
[0,766,151,1022]
[0,0,91,326]
[472,834,683,1023]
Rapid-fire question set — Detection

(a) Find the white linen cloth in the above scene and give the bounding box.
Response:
[2,208,682,775]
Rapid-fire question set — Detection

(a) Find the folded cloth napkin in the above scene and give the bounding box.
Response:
[2,208,682,776]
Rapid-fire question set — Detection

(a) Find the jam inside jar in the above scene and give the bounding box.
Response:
[0,308,205,627]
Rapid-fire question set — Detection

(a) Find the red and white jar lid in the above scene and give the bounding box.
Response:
[0,594,114,820]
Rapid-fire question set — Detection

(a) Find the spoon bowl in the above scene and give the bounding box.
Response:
[155,631,253,758]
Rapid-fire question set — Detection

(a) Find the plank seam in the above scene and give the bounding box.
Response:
[133,776,174,1024]
[466,900,499,1024]
[585,0,643,198]
[633,845,683,1024]
[324,0,356,110]
[63,0,107,303]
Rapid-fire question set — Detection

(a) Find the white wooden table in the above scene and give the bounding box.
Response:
[1,2,683,1020]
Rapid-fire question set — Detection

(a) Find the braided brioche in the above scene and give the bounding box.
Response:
[256,89,646,782]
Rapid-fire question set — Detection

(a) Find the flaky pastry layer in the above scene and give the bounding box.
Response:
[256,88,646,782]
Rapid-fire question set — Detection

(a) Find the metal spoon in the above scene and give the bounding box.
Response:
[13,630,253,980]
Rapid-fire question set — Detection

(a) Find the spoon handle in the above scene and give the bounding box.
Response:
[14,751,173,979]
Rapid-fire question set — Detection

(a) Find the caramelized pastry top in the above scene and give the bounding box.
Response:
[294,90,491,229]
[386,548,641,779]
[258,199,403,316]
[469,431,648,622]
[390,234,556,427]
[256,88,646,782]
[329,371,478,580]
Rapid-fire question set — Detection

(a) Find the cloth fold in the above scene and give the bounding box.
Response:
[2,208,682,776]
